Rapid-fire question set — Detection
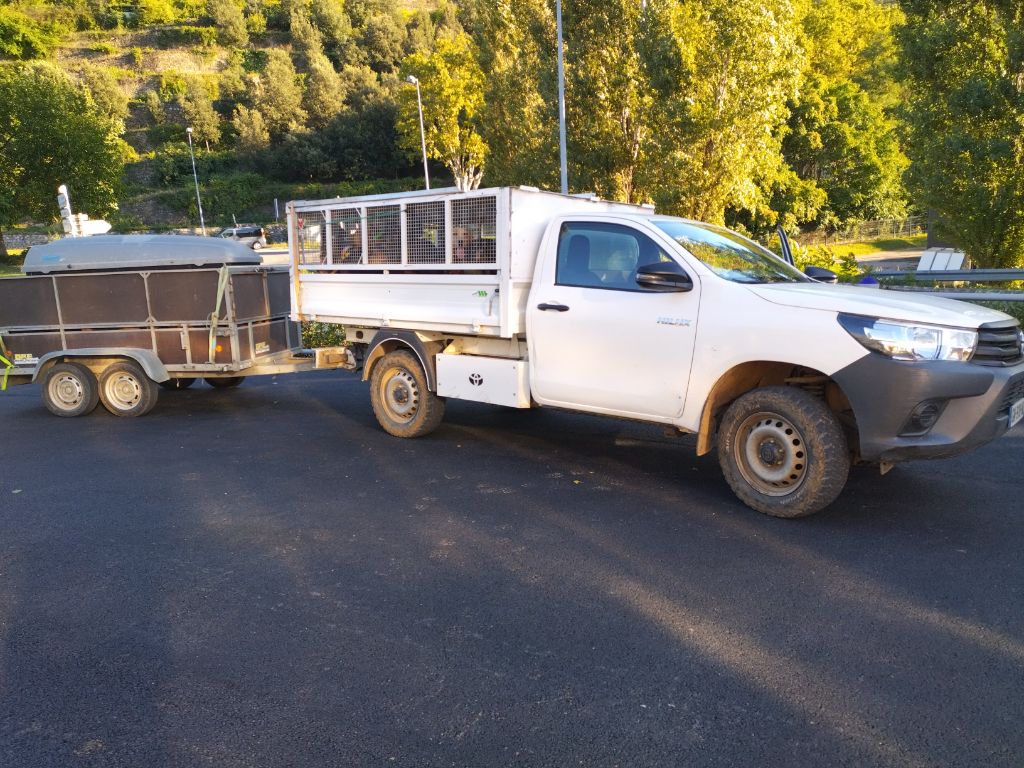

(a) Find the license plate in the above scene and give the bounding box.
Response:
[1011,398,1024,429]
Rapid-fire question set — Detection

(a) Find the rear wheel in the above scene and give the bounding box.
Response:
[717,386,849,518]
[369,350,444,438]
[41,362,99,417]
[205,376,245,388]
[98,361,159,417]
[160,377,196,391]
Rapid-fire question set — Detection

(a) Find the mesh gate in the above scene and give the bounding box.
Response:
[452,196,497,264]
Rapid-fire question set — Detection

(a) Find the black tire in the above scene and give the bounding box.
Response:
[205,376,245,388]
[98,360,160,417]
[717,385,849,518]
[369,350,445,438]
[41,362,100,417]
[160,377,196,391]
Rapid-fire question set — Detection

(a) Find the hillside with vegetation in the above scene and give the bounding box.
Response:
[1,0,1021,267]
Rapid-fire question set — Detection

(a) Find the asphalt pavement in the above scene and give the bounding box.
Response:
[1,371,1022,767]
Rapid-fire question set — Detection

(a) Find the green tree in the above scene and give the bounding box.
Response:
[208,0,249,48]
[645,0,804,223]
[562,0,655,203]
[399,31,487,190]
[231,104,271,150]
[182,81,222,149]
[776,0,907,231]
[0,6,63,60]
[463,0,558,189]
[898,0,1024,267]
[304,50,346,128]
[253,49,306,137]
[0,64,129,256]
[79,64,130,124]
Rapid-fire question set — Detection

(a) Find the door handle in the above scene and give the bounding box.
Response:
[537,302,570,312]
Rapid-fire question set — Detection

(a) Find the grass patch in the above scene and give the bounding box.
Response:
[826,234,928,257]
[0,249,24,276]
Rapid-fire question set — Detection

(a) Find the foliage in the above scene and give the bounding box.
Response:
[207,0,249,48]
[792,244,865,284]
[898,0,1024,268]
[135,0,178,26]
[302,321,346,348]
[252,49,306,137]
[182,81,222,148]
[463,0,558,190]
[399,30,486,190]
[232,104,271,150]
[155,25,219,48]
[0,7,65,60]
[79,63,130,123]
[0,63,130,254]
[303,50,346,129]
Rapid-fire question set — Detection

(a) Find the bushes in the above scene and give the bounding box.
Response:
[155,26,218,48]
[302,322,346,349]
[0,7,64,59]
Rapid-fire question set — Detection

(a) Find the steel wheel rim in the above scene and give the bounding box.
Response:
[381,366,419,423]
[734,411,808,496]
[106,373,142,410]
[49,374,85,411]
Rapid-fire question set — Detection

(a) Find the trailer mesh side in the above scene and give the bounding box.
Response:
[407,201,446,264]
[452,196,497,264]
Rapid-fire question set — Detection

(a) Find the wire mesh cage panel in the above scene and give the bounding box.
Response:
[327,208,362,265]
[366,205,401,265]
[452,196,498,264]
[407,201,446,264]
[295,210,325,265]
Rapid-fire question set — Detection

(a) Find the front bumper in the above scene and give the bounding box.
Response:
[832,354,1024,463]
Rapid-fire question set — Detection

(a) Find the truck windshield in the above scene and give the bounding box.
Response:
[652,219,808,284]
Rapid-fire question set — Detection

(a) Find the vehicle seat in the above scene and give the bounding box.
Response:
[562,235,596,286]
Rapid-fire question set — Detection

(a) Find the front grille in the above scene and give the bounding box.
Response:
[1001,372,1024,412]
[972,321,1024,366]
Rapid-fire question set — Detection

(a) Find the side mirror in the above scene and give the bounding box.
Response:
[636,262,693,292]
[804,266,838,284]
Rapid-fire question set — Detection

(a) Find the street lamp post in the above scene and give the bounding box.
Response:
[406,75,430,191]
[556,0,568,195]
[186,127,206,236]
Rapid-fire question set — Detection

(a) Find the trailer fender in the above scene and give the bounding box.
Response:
[362,331,443,392]
[32,349,170,383]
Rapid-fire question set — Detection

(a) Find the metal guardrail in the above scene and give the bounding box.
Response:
[872,268,1024,282]
[871,268,1024,303]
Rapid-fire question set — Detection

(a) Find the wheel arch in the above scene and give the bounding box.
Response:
[32,348,170,383]
[361,331,445,392]
[696,360,856,456]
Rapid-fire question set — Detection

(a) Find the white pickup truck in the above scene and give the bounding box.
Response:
[288,186,1024,517]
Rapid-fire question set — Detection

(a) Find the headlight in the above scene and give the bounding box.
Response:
[838,314,978,362]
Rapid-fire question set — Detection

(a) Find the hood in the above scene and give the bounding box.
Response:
[747,282,1014,329]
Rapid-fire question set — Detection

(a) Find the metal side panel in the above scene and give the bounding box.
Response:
[0,276,60,327]
[436,354,530,408]
[147,270,225,323]
[298,273,505,337]
[56,272,149,325]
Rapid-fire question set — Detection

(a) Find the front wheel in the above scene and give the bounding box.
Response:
[369,350,445,438]
[41,362,100,417]
[98,360,159,417]
[717,386,849,518]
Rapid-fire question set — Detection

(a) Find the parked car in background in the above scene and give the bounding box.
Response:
[219,225,267,250]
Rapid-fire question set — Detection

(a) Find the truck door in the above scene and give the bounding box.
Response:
[527,221,700,420]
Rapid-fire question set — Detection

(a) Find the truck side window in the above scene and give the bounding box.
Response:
[556,222,677,291]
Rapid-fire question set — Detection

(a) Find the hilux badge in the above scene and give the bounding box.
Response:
[657,317,691,327]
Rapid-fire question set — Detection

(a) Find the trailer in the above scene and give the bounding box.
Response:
[0,235,350,417]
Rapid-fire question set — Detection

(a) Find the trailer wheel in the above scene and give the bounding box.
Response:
[160,377,196,391]
[205,377,245,388]
[41,362,100,417]
[98,360,159,417]
[369,350,445,438]
[717,386,849,518]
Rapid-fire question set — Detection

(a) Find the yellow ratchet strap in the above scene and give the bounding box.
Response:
[0,336,12,391]
[208,265,230,363]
